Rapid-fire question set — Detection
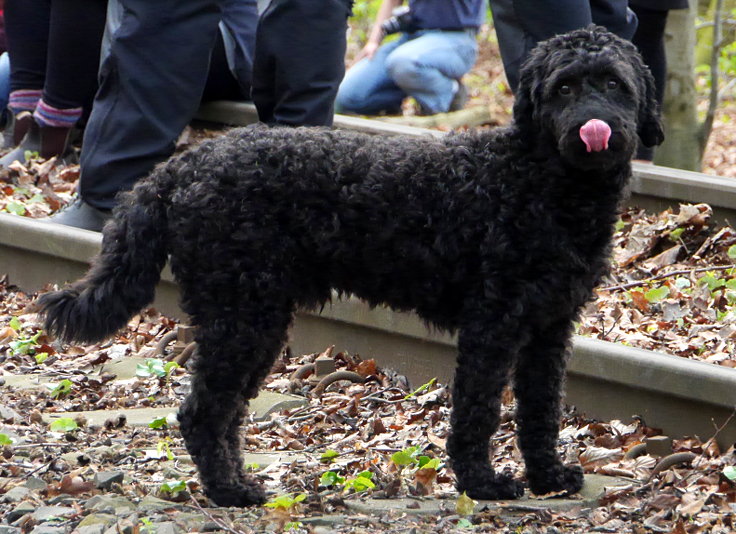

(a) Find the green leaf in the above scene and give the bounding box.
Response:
[391,446,419,466]
[34,352,49,365]
[698,273,726,291]
[264,493,307,510]
[159,480,187,494]
[49,418,78,432]
[0,433,14,445]
[456,518,474,529]
[404,377,437,399]
[148,416,169,429]
[8,317,21,331]
[48,379,73,399]
[614,219,625,232]
[10,331,42,356]
[668,227,685,242]
[726,245,736,260]
[136,359,167,378]
[343,471,375,493]
[456,491,477,516]
[644,286,669,303]
[320,449,340,463]
[5,202,26,216]
[723,466,736,482]
[417,456,440,470]
[164,361,180,376]
[319,470,345,487]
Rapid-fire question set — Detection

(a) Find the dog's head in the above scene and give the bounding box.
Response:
[513,26,664,170]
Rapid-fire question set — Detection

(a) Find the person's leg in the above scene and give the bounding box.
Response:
[3,0,48,145]
[590,0,638,41]
[334,37,407,115]
[385,31,478,114]
[76,0,221,214]
[252,0,352,126]
[630,5,668,161]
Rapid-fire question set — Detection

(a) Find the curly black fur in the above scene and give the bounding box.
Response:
[36,27,663,506]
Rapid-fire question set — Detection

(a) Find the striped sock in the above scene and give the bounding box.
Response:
[8,89,42,114]
[33,99,82,128]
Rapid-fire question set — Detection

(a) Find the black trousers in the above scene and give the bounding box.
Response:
[489,0,638,92]
[4,0,106,112]
[80,0,350,210]
[252,0,352,126]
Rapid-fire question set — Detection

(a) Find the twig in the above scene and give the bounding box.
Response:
[189,495,251,534]
[699,0,725,154]
[599,264,734,292]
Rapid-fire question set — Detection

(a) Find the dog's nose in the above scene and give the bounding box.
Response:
[579,119,611,152]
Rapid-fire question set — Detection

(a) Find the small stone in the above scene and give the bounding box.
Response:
[47,495,76,506]
[23,477,48,492]
[0,527,21,534]
[75,526,105,534]
[6,501,37,523]
[1,486,31,503]
[85,495,136,515]
[29,526,67,534]
[93,471,125,490]
[137,495,181,513]
[75,515,117,530]
[153,522,180,534]
[32,505,76,522]
[0,404,21,422]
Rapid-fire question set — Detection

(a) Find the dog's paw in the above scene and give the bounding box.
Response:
[456,469,525,500]
[528,464,584,496]
[206,480,267,507]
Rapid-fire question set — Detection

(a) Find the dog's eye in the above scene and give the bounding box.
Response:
[607,79,619,90]
[558,85,572,96]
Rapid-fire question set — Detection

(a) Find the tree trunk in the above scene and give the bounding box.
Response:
[654,4,702,171]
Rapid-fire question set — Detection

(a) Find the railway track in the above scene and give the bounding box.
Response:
[1,102,735,450]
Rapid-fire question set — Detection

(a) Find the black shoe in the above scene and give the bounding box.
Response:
[449,81,468,112]
[46,199,112,232]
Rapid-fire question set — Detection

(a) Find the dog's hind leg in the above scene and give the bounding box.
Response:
[447,307,526,500]
[177,289,294,507]
[513,319,584,496]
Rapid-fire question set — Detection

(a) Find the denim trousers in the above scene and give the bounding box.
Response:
[335,29,478,115]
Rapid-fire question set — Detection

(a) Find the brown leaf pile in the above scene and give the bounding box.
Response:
[581,203,736,365]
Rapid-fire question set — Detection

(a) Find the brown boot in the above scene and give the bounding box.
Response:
[1,110,34,150]
[0,119,76,168]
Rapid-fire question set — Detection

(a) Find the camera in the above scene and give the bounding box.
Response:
[381,5,416,35]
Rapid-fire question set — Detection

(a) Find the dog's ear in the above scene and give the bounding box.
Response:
[630,49,665,148]
[512,50,545,137]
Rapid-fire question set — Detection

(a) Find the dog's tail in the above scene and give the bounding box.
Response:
[36,164,177,344]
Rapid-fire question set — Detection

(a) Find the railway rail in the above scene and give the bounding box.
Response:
[1,101,735,449]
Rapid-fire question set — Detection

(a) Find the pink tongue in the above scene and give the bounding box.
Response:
[579,119,611,152]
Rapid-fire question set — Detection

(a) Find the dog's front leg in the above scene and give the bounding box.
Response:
[447,307,526,500]
[513,318,584,496]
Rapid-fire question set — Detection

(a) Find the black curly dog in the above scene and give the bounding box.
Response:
[36,27,663,506]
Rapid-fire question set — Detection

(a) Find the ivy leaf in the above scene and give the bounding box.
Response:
[8,317,21,331]
[320,449,339,463]
[5,202,26,216]
[49,418,78,432]
[644,286,670,303]
[723,466,736,482]
[456,491,477,516]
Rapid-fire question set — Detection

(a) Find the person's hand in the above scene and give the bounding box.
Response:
[355,41,380,62]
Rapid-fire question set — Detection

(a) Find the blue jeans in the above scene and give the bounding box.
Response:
[0,53,10,117]
[335,29,478,115]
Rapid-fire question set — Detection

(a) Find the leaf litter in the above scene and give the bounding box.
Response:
[1,152,736,532]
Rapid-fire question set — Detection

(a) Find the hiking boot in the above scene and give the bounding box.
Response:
[449,81,468,112]
[46,198,112,232]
